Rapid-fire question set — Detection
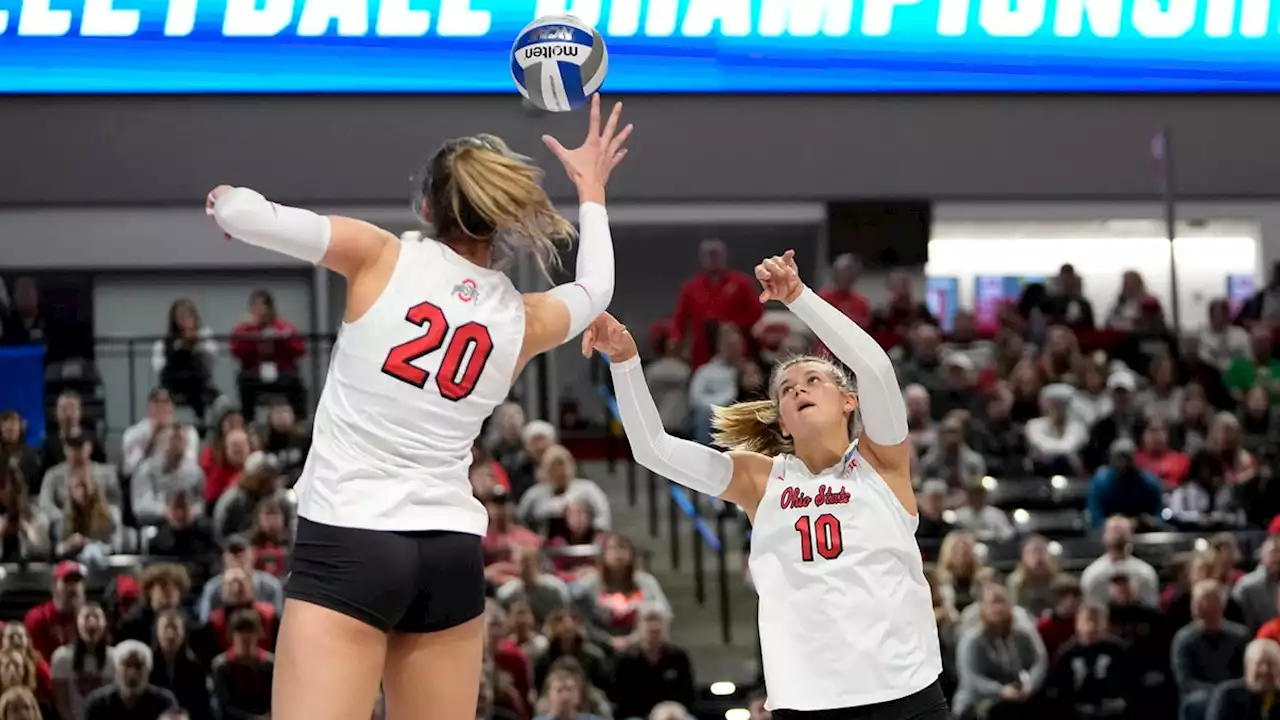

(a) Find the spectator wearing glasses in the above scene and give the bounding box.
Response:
[83,640,176,720]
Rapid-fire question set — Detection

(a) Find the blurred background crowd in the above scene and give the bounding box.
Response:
[1,227,1280,720]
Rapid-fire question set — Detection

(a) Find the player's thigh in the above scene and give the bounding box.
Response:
[382,616,486,720]
[272,598,388,720]
[273,517,424,720]
[382,530,488,720]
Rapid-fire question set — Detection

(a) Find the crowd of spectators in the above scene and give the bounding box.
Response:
[644,244,1280,720]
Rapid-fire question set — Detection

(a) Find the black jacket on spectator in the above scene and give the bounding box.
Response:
[972,419,1029,479]
[611,644,697,720]
[1085,413,1141,471]
[39,424,107,475]
[916,515,955,540]
[149,521,220,562]
[0,444,41,495]
[1207,678,1280,720]
[150,644,214,720]
[211,650,274,720]
[1177,357,1234,411]
[1108,602,1172,679]
[120,607,221,667]
[84,684,177,720]
[533,640,612,696]
[1049,637,1133,713]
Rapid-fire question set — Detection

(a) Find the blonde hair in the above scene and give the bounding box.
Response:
[710,355,859,456]
[423,134,575,280]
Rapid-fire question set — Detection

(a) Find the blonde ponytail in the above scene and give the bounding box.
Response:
[444,135,576,279]
[711,399,794,456]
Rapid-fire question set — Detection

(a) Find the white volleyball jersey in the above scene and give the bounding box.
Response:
[748,442,942,711]
[296,238,525,535]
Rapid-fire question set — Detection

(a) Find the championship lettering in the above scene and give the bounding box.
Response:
[0,0,1274,39]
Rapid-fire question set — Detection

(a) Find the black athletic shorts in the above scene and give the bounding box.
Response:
[285,516,486,634]
[771,680,949,720]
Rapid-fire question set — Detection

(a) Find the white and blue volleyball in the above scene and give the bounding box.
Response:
[511,15,608,113]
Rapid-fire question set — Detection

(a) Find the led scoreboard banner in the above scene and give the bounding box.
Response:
[1,0,1278,93]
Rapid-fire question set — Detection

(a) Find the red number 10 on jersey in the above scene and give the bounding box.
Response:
[794,513,844,562]
[381,301,495,402]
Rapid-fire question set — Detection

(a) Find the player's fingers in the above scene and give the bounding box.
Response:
[607,124,634,158]
[608,149,629,170]
[601,102,623,145]
[754,265,770,282]
[541,135,570,162]
[588,95,602,138]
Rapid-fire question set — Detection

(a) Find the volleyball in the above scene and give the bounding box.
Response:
[511,15,608,113]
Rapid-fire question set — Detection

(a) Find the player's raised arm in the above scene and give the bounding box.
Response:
[583,313,772,515]
[206,186,395,279]
[521,95,633,358]
[757,251,911,476]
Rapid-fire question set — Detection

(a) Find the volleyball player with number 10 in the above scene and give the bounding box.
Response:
[582,250,948,720]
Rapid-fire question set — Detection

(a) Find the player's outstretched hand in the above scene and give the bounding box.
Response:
[205,185,233,216]
[755,249,804,304]
[542,95,633,200]
[581,312,638,363]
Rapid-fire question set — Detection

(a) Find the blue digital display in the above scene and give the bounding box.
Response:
[1,0,1277,93]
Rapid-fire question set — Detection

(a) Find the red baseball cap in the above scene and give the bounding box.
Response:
[53,561,85,582]
[1268,516,1280,537]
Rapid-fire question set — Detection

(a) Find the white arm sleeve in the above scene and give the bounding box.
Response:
[786,287,909,446]
[211,187,332,265]
[545,203,614,342]
[610,356,734,497]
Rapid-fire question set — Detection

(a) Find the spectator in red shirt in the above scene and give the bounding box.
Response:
[23,562,85,659]
[229,290,307,417]
[206,568,276,654]
[1135,414,1190,488]
[671,239,762,369]
[481,488,542,586]
[872,271,936,340]
[202,428,251,507]
[818,253,872,328]
[485,603,532,720]
[1036,576,1083,661]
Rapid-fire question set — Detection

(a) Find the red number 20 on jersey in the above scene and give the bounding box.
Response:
[381,301,495,402]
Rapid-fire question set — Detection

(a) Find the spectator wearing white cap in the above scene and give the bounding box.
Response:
[932,353,982,420]
[1025,383,1089,477]
[1085,369,1141,471]
[522,420,558,469]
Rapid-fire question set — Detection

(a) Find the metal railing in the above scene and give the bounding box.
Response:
[600,386,741,645]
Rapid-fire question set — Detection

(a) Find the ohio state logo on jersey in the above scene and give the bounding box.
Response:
[454,279,479,303]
